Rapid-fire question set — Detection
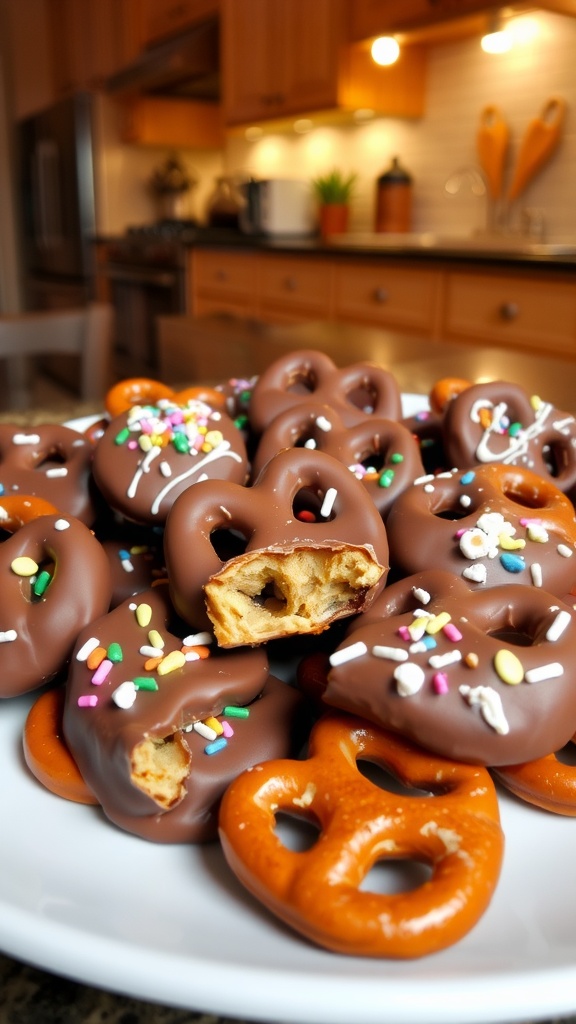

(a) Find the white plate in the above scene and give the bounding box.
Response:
[1,397,575,1024]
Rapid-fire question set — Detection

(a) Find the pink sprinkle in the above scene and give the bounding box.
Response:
[397,626,411,641]
[78,694,98,707]
[221,720,234,738]
[92,658,113,685]
[170,410,184,425]
[433,672,449,695]
[520,517,542,526]
[443,623,463,642]
[139,419,154,434]
[455,528,467,538]
[127,440,138,449]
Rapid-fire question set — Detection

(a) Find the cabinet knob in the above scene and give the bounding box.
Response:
[284,277,298,291]
[373,287,389,304]
[499,301,520,321]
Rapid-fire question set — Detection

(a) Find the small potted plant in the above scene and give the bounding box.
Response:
[312,169,358,239]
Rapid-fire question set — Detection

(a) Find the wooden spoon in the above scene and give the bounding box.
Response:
[476,105,509,200]
[507,96,566,203]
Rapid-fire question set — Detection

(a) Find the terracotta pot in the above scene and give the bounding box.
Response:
[319,203,349,239]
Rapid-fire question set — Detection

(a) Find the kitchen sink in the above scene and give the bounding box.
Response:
[327,232,576,257]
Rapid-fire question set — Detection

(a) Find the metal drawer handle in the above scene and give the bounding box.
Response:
[373,287,389,303]
[499,301,520,321]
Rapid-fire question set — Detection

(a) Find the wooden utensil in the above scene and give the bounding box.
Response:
[507,96,566,203]
[476,105,509,200]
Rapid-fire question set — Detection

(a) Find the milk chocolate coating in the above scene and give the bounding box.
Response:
[251,400,424,519]
[0,423,99,525]
[0,512,112,696]
[164,447,390,635]
[318,569,576,766]
[386,464,576,597]
[249,349,403,435]
[442,380,576,493]
[63,584,306,842]
[91,395,248,526]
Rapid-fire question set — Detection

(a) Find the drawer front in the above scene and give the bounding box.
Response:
[334,261,440,331]
[444,271,576,354]
[193,250,259,299]
[259,256,333,314]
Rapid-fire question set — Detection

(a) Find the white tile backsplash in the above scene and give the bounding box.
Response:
[224,10,576,241]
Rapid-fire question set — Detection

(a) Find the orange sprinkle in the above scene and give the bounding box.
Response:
[86,646,107,670]
[144,656,163,671]
[479,408,493,430]
[181,644,210,659]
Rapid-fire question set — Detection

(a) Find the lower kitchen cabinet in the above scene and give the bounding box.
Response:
[190,249,260,318]
[443,269,576,355]
[333,259,443,333]
[259,256,334,322]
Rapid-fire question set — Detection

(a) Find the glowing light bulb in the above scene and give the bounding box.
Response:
[371,36,400,66]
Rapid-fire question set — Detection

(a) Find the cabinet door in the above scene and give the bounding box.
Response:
[191,249,259,316]
[141,0,219,46]
[443,270,576,355]
[334,261,441,333]
[350,0,495,39]
[259,255,334,321]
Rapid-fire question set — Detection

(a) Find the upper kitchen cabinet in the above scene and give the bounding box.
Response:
[49,0,144,96]
[350,0,576,39]
[221,0,426,127]
[141,0,220,46]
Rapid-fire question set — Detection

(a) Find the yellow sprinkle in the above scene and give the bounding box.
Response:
[201,443,213,453]
[408,615,429,639]
[157,650,186,675]
[135,603,152,627]
[499,533,526,551]
[203,715,224,735]
[204,430,223,447]
[494,648,524,685]
[11,556,39,577]
[151,433,168,448]
[148,628,164,649]
[530,394,543,411]
[426,611,451,634]
[198,425,207,434]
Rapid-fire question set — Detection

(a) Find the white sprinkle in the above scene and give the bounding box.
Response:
[112,680,138,709]
[557,544,573,558]
[159,461,172,477]
[183,631,213,646]
[140,644,163,658]
[0,629,17,643]
[372,644,409,662]
[463,563,487,584]
[459,684,509,735]
[524,662,564,683]
[315,415,332,432]
[76,636,100,661]
[193,721,217,741]
[54,518,70,531]
[12,433,40,445]
[530,563,543,588]
[459,527,491,560]
[394,662,425,696]
[184,651,201,661]
[546,609,571,642]
[527,523,549,543]
[304,438,317,449]
[320,487,337,518]
[459,494,472,508]
[429,650,462,669]
[424,483,435,493]
[414,474,435,486]
[121,559,134,573]
[412,587,431,605]
[329,641,367,666]
[46,467,68,478]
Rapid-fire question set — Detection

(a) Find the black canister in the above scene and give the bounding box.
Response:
[375,157,413,233]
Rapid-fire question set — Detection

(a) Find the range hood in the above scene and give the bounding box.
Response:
[106,18,220,100]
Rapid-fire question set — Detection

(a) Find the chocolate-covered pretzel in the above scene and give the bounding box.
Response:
[440,380,576,492]
[249,349,402,434]
[251,400,424,519]
[300,568,576,766]
[0,422,99,525]
[386,463,576,596]
[165,447,389,646]
[62,583,306,843]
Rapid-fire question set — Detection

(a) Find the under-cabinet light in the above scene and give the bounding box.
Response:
[370,36,400,66]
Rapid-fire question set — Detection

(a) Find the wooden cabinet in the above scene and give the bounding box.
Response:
[119,97,223,147]
[191,249,260,318]
[49,0,143,95]
[334,260,442,333]
[259,256,334,322]
[221,0,426,126]
[140,0,219,46]
[349,1,500,39]
[442,269,576,355]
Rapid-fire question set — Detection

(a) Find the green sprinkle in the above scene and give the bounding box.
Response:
[173,434,190,453]
[134,676,159,691]
[378,469,395,488]
[114,427,130,445]
[508,422,522,437]
[32,570,52,596]
[223,705,249,718]
[390,452,404,464]
[107,642,123,662]
[234,414,248,429]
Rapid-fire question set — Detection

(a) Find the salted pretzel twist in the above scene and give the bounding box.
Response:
[493,733,576,815]
[219,712,504,958]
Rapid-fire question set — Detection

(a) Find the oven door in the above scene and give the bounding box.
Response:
[103,263,186,379]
